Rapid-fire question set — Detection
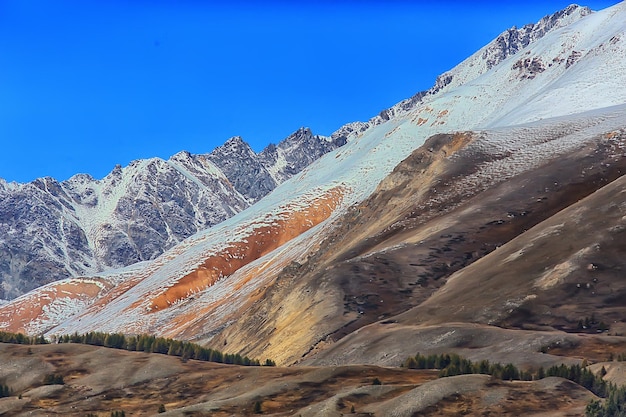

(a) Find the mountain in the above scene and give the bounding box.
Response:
[1,3,626,415]
[0,128,345,300]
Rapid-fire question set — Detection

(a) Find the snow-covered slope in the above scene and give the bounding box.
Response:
[1,3,625,346]
[332,4,596,134]
[0,129,344,300]
[431,4,593,94]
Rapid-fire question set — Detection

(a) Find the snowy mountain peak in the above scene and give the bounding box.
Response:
[484,4,591,67]
[325,4,597,140]
[109,164,123,177]
[0,126,346,300]
[429,4,593,96]
[170,150,193,161]
[67,172,96,184]
[217,136,251,152]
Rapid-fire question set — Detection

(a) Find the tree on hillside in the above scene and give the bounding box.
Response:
[43,374,64,385]
[0,384,11,397]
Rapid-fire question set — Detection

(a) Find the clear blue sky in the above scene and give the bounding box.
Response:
[0,1,617,183]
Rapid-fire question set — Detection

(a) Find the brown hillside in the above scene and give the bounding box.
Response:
[0,343,597,416]
[207,128,626,366]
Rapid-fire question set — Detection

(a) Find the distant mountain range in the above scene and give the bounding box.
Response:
[0,127,345,300]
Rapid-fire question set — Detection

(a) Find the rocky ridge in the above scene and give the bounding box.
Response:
[0,129,344,300]
[338,4,593,134]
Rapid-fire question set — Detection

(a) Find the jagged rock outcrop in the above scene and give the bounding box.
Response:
[0,130,345,300]
[362,4,593,125]
[259,127,347,183]
[482,5,592,70]
[206,137,276,203]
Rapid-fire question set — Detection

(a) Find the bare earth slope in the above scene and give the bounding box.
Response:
[217,114,626,367]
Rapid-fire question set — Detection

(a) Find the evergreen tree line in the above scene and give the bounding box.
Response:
[544,363,609,397]
[0,330,47,345]
[577,314,609,332]
[0,384,11,398]
[403,353,608,397]
[53,331,274,366]
[586,384,626,417]
[43,374,64,385]
[0,329,275,367]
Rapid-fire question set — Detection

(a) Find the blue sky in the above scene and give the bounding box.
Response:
[0,1,617,183]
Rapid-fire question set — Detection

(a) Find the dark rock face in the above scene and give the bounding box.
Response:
[0,178,90,299]
[566,50,583,68]
[380,4,592,121]
[482,5,591,70]
[512,57,546,79]
[0,129,345,300]
[259,128,347,183]
[208,137,277,203]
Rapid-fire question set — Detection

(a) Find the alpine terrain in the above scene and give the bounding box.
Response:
[2,3,626,416]
[0,128,345,300]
